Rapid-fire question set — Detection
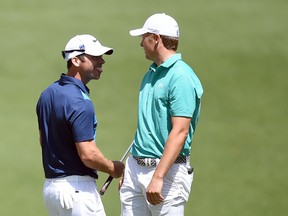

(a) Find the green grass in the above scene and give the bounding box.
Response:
[0,0,287,215]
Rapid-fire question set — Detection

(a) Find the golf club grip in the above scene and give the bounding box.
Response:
[99,175,114,195]
[99,141,134,195]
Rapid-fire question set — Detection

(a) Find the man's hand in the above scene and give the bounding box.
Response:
[110,160,125,178]
[118,175,124,191]
[146,176,164,205]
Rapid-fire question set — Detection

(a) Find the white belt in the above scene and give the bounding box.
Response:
[133,155,190,167]
[46,175,95,182]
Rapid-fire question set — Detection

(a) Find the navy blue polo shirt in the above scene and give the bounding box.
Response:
[36,74,98,178]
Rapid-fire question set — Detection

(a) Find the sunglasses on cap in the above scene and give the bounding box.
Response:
[61,49,85,59]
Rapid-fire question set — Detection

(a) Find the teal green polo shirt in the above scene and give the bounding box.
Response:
[131,53,203,158]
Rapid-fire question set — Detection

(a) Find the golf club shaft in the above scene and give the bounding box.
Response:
[99,141,133,195]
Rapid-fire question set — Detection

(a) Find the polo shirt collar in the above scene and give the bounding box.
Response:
[59,73,90,94]
[150,53,182,72]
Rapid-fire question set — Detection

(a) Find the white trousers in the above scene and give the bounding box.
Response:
[43,175,106,216]
[120,155,193,216]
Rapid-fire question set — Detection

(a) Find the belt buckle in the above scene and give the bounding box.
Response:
[145,158,156,167]
[133,156,157,167]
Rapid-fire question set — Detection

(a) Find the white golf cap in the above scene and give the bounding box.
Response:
[129,13,179,38]
[62,34,113,61]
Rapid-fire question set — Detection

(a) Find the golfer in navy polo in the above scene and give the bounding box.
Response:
[36,34,125,216]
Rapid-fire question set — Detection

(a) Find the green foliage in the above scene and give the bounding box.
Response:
[0,0,287,215]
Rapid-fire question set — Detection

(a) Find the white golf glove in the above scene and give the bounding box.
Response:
[59,186,78,210]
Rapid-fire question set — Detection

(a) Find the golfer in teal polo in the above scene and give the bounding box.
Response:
[120,13,204,216]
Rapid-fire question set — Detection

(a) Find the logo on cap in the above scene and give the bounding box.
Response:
[79,44,85,50]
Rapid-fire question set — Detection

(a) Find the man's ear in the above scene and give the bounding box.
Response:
[153,34,159,43]
[154,34,161,48]
[71,57,81,67]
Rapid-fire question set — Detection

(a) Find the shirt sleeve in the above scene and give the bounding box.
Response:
[169,72,196,117]
[69,100,95,142]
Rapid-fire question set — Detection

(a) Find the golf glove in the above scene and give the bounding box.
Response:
[59,186,77,210]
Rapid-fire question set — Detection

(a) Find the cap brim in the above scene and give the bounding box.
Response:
[129,28,146,36]
[86,46,114,56]
[104,48,113,55]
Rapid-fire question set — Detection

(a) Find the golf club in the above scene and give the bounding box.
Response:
[99,141,133,195]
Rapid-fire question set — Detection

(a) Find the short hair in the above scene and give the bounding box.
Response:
[160,35,179,51]
[66,54,85,69]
